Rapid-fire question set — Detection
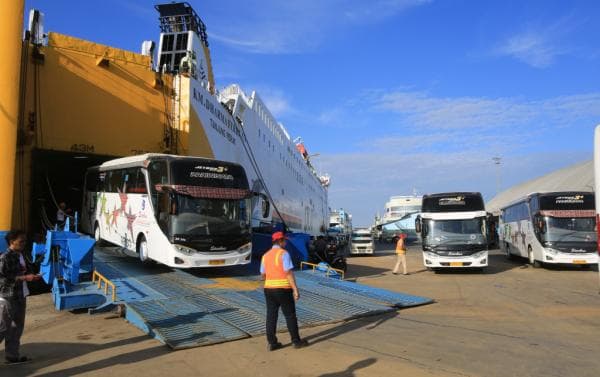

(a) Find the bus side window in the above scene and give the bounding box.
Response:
[148,160,168,210]
[126,168,148,194]
[107,170,125,193]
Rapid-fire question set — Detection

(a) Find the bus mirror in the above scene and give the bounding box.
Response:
[415,218,422,234]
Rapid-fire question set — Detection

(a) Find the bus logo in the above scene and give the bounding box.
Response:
[195,165,228,173]
[555,195,584,204]
[439,196,465,205]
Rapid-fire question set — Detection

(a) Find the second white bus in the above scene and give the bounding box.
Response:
[499,192,597,267]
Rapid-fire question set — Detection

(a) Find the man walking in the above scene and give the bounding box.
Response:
[392,233,408,275]
[261,231,308,351]
[0,230,41,364]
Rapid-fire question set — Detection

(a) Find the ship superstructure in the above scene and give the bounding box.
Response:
[381,195,422,224]
[154,3,329,235]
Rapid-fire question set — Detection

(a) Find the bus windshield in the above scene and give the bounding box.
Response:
[423,218,487,247]
[171,195,250,237]
[542,216,596,244]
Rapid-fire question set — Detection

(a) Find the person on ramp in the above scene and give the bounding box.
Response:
[261,231,309,351]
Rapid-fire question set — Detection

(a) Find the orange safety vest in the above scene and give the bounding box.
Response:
[262,247,292,289]
[396,239,406,255]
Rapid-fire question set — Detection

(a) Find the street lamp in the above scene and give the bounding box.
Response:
[492,157,502,195]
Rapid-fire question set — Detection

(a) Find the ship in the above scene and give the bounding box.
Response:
[153,3,329,235]
[0,1,329,244]
[376,194,422,243]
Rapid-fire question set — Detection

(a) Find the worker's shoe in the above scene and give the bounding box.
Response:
[5,356,31,365]
[268,342,283,351]
[293,339,309,349]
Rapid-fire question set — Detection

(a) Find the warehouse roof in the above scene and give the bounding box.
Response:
[486,159,593,214]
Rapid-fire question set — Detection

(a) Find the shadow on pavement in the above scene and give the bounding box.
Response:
[319,358,378,377]
[305,311,398,346]
[3,335,165,377]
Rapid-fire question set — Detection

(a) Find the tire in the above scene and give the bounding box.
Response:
[528,246,542,268]
[137,235,153,265]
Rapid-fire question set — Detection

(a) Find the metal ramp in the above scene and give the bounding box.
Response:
[93,248,433,350]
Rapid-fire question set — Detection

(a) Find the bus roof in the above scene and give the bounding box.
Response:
[422,191,482,199]
[93,154,242,171]
[499,191,594,211]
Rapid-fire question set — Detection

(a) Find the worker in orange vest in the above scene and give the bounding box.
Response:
[260,231,309,351]
[393,233,408,275]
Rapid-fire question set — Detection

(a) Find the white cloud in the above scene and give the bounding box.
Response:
[258,87,293,118]
[495,32,563,68]
[311,89,599,225]
[493,15,582,68]
[370,90,600,131]
[321,149,591,227]
[206,0,429,54]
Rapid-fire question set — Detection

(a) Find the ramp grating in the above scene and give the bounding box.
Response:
[94,248,433,349]
[297,271,433,307]
[126,297,248,349]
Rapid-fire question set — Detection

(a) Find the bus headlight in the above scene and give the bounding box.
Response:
[544,248,559,256]
[174,244,196,255]
[237,242,252,254]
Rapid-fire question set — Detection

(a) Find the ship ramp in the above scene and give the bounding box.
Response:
[92,247,433,350]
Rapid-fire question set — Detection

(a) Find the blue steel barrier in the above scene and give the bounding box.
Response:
[33,218,99,310]
[0,231,7,253]
[252,231,311,267]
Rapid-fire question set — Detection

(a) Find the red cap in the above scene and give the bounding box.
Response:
[272,231,288,242]
[400,233,407,239]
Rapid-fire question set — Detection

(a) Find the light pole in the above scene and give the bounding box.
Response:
[492,157,502,195]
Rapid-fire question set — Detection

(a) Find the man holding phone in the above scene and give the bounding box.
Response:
[0,230,41,364]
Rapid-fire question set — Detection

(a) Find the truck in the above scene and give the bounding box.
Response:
[350,228,374,255]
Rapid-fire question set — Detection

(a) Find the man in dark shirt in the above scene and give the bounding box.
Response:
[313,235,328,263]
[0,230,40,364]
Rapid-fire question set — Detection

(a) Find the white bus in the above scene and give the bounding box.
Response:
[81,154,253,268]
[416,192,489,270]
[350,228,374,255]
[499,192,597,267]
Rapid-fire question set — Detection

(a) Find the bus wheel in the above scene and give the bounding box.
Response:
[137,235,152,265]
[528,246,541,268]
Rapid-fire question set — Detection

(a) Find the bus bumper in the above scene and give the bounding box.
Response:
[542,251,598,265]
[422,251,488,268]
[350,246,374,255]
[173,250,252,268]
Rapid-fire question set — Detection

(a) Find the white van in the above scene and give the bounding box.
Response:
[350,228,374,255]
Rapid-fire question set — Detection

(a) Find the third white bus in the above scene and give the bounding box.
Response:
[499,192,597,267]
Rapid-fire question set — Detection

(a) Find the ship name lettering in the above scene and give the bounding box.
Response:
[193,87,241,140]
[210,118,235,145]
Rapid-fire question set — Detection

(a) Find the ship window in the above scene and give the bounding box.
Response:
[162,34,175,52]
[173,52,186,71]
[159,53,171,70]
[176,33,188,51]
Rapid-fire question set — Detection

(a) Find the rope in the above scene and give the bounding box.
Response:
[235,115,288,232]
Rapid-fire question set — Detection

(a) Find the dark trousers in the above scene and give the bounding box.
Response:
[0,297,26,359]
[264,288,300,345]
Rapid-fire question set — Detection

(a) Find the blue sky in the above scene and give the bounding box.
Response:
[25,0,600,226]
